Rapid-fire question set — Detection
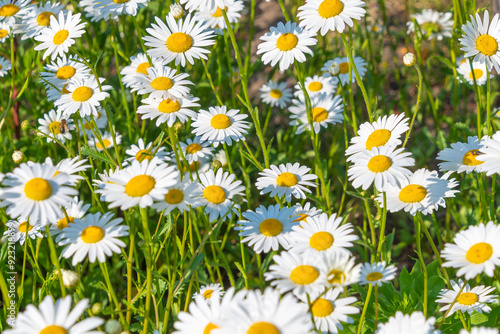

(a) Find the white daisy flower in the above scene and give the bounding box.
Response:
[51,196,90,237]
[96,158,179,210]
[0,21,12,43]
[92,168,119,188]
[79,0,108,22]
[377,168,459,216]
[297,0,366,35]
[375,311,439,334]
[192,283,225,305]
[49,157,91,186]
[442,221,500,279]
[477,131,500,175]
[457,60,490,86]
[194,168,245,221]
[437,279,498,317]
[3,295,104,334]
[40,54,91,89]
[236,204,297,254]
[358,262,397,286]
[180,137,214,163]
[289,212,358,257]
[194,0,244,30]
[259,80,293,109]
[257,21,317,72]
[291,202,322,222]
[58,212,129,265]
[322,56,367,85]
[120,53,164,88]
[34,11,87,60]
[0,56,12,77]
[294,75,337,98]
[437,136,485,174]
[215,287,312,334]
[0,0,31,28]
[345,113,409,157]
[87,132,122,152]
[0,162,77,225]
[407,9,453,41]
[322,252,361,289]
[37,109,74,143]
[143,13,216,67]
[137,95,200,127]
[136,65,193,98]
[289,93,344,134]
[151,174,201,214]
[55,76,111,118]
[18,2,65,40]
[460,328,499,334]
[265,250,327,300]
[179,0,226,13]
[191,105,250,147]
[347,146,414,191]
[305,288,359,334]
[124,138,170,165]
[460,10,500,72]
[98,0,149,17]
[3,218,43,245]
[255,162,318,202]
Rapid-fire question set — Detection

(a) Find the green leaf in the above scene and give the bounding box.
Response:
[81,146,114,165]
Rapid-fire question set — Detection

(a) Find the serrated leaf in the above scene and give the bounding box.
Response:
[81,146,114,165]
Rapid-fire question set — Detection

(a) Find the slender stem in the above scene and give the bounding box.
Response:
[403,63,423,148]
[414,215,428,317]
[99,262,126,325]
[45,227,66,297]
[140,208,153,334]
[357,284,373,334]
[374,285,379,331]
[375,193,387,261]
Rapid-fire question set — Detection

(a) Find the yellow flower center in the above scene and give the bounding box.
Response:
[294,213,308,222]
[72,86,93,102]
[211,114,232,129]
[276,33,298,51]
[457,292,479,305]
[247,322,279,334]
[136,62,151,75]
[469,69,484,80]
[53,29,69,45]
[151,76,174,91]
[166,32,193,53]
[203,185,226,204]
[40,325,68,334]
[56,65,76,80]
[0,29,8,38]
[276,172,298,187]
[366,272,383,281]
[158,98,181,113]
[466,242,493,264]
[312,107,329,122]
[308,81,323,92]
[212,6,226,17]
[202,289,214,298]
[367,155,392,173]
[57,216,75,230]
[186,143,202,154]
[125,175,156,197]
[113,0,130,3]
[49,121,62,134]
[164,189,184,204]
[0,4,19,17]
[398,184,427,203]
[290,265,319,285]
[309,231,334,251]
[311,298,334,317]
[462,149,483,166]
[318,0,344,18]
[203,323,219,334]
[476,34,498,56]
[81,226,105,244]
[259,218,283,237]
[96,139,111,149]
[270,89,282,99]
[37,11,55,26]
[18,221,33,233]
[135,149,153,162]
[327,269,346,284]
[339,61,349,74]
[24,178,52,200]
[365,129,392,150]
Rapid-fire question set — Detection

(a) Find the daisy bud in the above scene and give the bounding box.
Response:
[232,194,245,205]
[173,121,184,132]
[170,3,184,20]
[328,62,341,76]
[21,120,30,130]
[403,52,416,66]
[91,302,103,314]
[12,150,24,163]
[212,160,222,170]
[105,319,122,334]
[61,269,80,288]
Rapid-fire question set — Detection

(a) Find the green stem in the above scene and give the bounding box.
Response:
[99,261,126,325]
[140,208,153,334]
[357,284,373,334]
[414,215,428,317]
[403,63,423,148]
[45,227,66,297]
